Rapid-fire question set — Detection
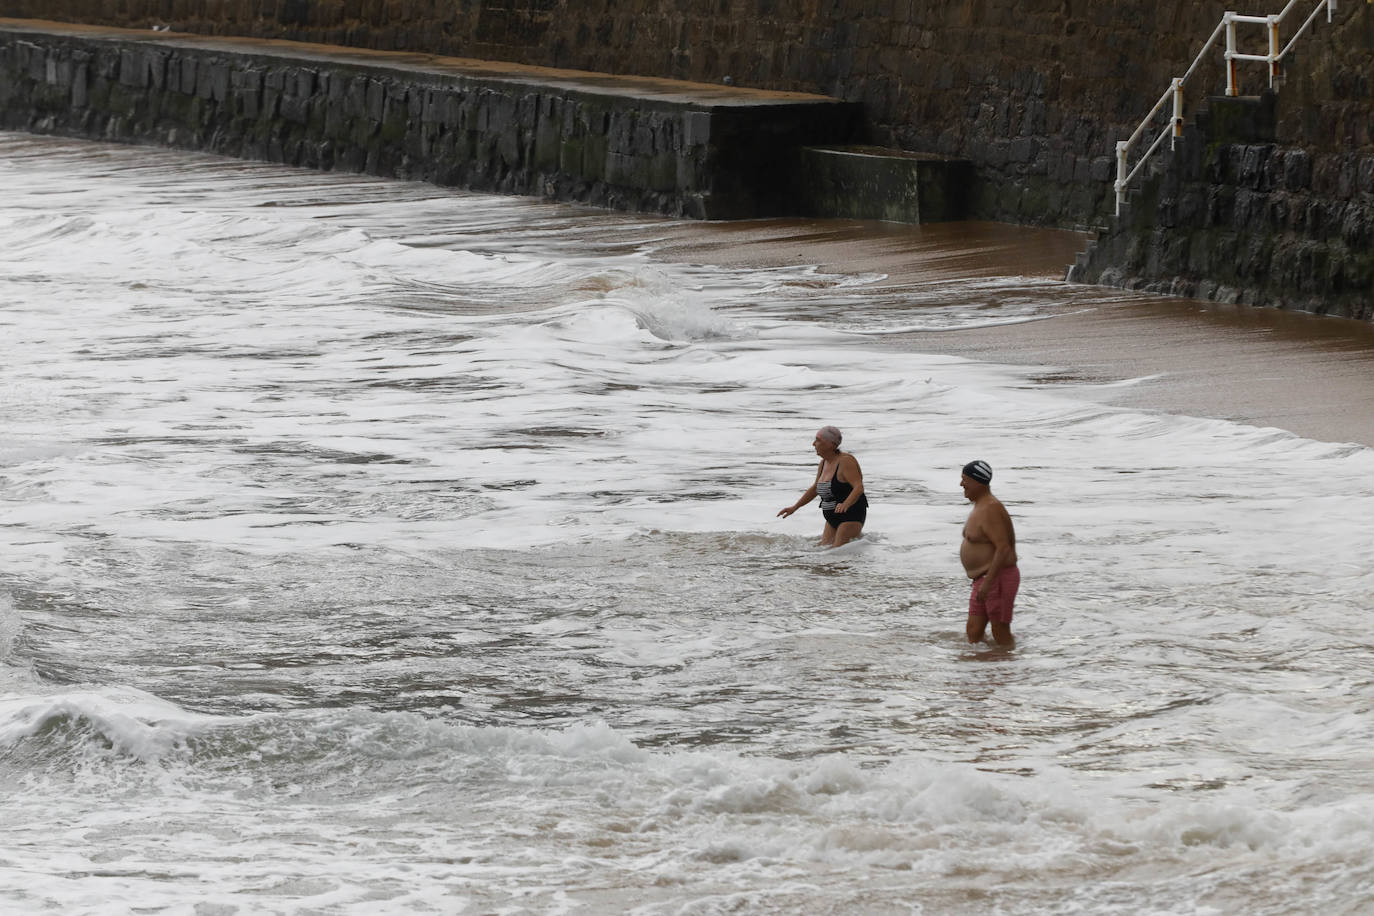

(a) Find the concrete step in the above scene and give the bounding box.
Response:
[795,145,973,224]
[1196,90,1277,145]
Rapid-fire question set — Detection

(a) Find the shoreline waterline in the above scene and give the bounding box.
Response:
[625,217,1374,447]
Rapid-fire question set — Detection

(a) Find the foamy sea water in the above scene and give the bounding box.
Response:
[1,132,1372,915]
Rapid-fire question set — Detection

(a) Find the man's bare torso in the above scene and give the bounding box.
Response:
[961,496,1017,579]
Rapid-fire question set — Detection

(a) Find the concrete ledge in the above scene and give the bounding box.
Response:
[0,18,860,218]
[1197,91,1277,146]
[797,145,974,223]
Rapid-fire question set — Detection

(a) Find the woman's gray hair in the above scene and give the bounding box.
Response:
[816,426,843,446]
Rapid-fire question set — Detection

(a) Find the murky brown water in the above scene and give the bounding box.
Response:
[637,218,1374,446]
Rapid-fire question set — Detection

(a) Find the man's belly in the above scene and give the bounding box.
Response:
[960,540,994,578]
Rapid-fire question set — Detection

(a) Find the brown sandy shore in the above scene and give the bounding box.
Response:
[623,218,1374,448]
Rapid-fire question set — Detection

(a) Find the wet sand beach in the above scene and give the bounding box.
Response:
[637,218,1374,447]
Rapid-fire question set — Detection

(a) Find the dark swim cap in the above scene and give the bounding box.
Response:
[962,460,992,484]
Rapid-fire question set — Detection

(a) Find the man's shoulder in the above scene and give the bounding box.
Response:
[971,495,1009,521]
[986,496,1015,528]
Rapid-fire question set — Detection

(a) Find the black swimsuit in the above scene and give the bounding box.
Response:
[818,459,868,528]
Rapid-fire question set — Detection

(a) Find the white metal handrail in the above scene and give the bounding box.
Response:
[1113,0,1344,216]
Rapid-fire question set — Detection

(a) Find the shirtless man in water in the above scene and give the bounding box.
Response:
[959,460,1019,648]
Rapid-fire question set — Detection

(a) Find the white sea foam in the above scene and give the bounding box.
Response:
[0,687,219,760]
[7,706,1374,912]
[2,132,1373,914]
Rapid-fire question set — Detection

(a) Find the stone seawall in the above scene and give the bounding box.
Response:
[0,20,859,219]
[2,2,1370,229]
[0,0,1299,229]
[1069,93,1374,322]
[1068,7,1374,322]
[2,2,1372,319]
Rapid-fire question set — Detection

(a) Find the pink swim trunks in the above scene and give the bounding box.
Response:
[968,567,1020,623]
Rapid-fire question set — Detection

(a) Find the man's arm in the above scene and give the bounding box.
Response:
[976,504,1015,598]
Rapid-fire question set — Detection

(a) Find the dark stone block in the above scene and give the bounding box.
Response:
[1360,156,1374,195]
[118,48,143,88]
[1203,92,1277,145]
[280,92,310,124]
[1241,146,1272,189]
[14,42,35,82]
[682,110,711,148]
[176,56,197,95]
[71,59,89,108]
[342,75,367,116]
[1282,148,1311,191]
[1340,206,1368,245]
[234,68,262,119]
[1336,156,1359,199]
[365,78,385,121]
[1266,194,1290,230]
[793,146,972,223]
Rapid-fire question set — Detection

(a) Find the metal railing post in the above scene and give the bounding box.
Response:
[1225,12,1239,96]
[1115,140,1129,216]
[1269,15,1281,83]
[1171,78,1185,147]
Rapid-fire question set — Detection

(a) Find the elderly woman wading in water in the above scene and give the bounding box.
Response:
[777,426,868,547]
